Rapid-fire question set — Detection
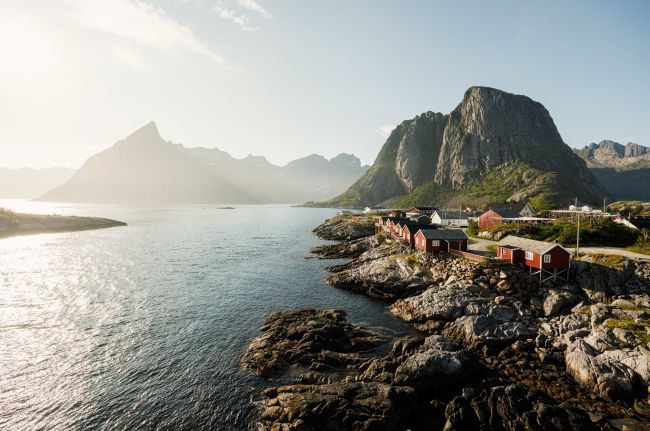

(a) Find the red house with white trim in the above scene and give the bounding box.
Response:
[405,207,438,217]
[496,236,571,282]
[414,229,468,253]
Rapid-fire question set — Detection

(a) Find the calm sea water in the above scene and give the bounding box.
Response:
[0,201,413,431]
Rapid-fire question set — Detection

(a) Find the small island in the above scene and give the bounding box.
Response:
[0,208,126,239]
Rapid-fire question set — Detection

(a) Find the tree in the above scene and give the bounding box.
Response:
[529,196,553,213]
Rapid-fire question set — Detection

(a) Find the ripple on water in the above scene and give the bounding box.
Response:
[0,204,414,430]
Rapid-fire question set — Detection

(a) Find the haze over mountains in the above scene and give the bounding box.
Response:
[36,122,368,204]
[574,140,650,201]
[0,167,75,199]
[323,86,610,208]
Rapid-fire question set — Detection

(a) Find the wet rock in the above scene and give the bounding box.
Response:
[241,309,383,376]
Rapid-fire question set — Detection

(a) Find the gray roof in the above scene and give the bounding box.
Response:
[490,207,522,218]
[417,228,468,241]
[434,210,469,220]
[497,235,568,255]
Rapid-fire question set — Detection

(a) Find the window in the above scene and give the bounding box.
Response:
[543,254,551,263]
[525,251,533,260]
[432,240,440,247]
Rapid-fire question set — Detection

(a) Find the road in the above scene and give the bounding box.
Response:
[566,246,650,262]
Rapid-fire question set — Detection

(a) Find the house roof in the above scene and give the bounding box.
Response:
[402,222,434,233]
[497,235,569,255]
[434,210,469,220]
[489,207,522,218]
[407,207,437,211]
[416,228,468,241]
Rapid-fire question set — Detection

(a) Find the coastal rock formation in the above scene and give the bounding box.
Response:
[324,245,433,300]
[443,379,597,431]
[540,298,650,403]
[240,309,383,376]
[310,235,380,259]
[255,382,416,431]
[312,215,375,241]
[326,86,608,208]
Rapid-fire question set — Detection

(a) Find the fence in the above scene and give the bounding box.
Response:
[449,249,488,263]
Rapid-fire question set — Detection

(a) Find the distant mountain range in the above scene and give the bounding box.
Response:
[574,140,650,201]
[36,122,368,204]
[320,86,609,209]
[0,167,75,199]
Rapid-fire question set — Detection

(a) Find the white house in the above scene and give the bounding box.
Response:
[431,210,469,227]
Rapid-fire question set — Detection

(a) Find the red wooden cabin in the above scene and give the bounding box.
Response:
[406,207,438,217]
[414,229,468,253]
[478,207,521,229]
[496,236,571,282]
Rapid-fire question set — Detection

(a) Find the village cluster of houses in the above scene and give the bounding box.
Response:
[373,207,572,283]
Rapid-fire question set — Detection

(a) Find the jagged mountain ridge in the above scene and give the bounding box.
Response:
[325,86,609,208]
[38,122,368,204]
[574,140,650,201]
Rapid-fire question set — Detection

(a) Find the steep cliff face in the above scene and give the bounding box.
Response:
[574,140,650,201]
[327,87,609,208]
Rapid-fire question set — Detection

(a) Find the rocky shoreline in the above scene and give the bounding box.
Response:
[242,216,650,430]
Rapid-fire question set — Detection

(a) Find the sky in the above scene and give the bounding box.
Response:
[0,0,648,169]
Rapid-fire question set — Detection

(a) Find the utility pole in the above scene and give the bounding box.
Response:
[576,213,581,256]
[603,197,606,213]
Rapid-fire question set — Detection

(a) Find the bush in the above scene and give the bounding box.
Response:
[467,219,479,236]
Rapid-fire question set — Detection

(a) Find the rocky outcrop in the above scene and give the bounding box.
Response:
[540,297,650,403]
[310,235,380,259]
[240,309,383,376]
[255,382,416,431]
[312,216,375,241]
[324,245,433,300]
[326,86,608,207]
[443,379,598,431]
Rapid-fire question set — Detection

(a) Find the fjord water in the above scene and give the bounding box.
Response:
[0,202,412,431]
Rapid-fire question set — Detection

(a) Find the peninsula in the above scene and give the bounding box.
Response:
[0,208,126,239]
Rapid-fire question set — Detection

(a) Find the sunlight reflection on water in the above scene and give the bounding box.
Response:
[0,201,414,430]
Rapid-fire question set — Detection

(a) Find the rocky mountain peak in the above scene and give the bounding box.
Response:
[123,121,162,144]
[326,87,609,208]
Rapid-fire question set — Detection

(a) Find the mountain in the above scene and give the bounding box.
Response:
[574,140,650,201]
[37,122,368,204]
[0,167,75,199]
[325,86,609,208]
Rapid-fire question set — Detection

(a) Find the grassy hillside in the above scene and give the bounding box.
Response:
[389,162,578,209]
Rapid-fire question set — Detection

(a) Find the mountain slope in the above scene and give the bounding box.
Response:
[38,122,368,204]
[574,140,650,200]
[0,167,75,198]
[326,87,608,208]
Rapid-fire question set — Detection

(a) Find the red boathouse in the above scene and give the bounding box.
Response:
[496,236,571,282]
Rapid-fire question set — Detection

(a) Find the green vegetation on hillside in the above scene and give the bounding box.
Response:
[484,219,638,247]
[389,162,576,209]
[607,201,650,216]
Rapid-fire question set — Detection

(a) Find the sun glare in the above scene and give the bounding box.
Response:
[0,12,61,86]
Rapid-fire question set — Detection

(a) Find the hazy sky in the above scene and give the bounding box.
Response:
[0,0,648,169]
